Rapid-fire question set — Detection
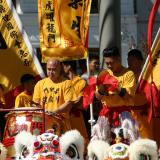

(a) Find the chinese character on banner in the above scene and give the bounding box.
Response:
[38,0,91,62]
[0,0,45,108]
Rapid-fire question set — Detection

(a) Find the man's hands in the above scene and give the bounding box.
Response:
[56,101,74,114]
[95,91,104,100]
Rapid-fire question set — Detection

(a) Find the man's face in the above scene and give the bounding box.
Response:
[104,57,120,72]
[47,60,61,81]
[127,55,142,71]
[24,80,35,93]
[89,59,99,72]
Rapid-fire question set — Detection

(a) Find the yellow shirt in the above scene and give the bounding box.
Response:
[33,77,77,112]
[70,76,89,142]
[101,68,136,107]
[131,82,152,139]
[72,76,86,97]
[15,91,32,108]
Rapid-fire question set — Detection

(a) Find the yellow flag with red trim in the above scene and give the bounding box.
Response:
[38,0,91,62]
[0,0,45,108]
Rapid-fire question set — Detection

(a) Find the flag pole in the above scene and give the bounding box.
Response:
[137,27,160,90]
[42,96,47,133]
[86,57,95,131]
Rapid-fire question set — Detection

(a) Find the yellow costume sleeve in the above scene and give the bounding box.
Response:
[33,80,42,104]
[101,69,136,107]
[15,92,32,108]
[101,94,134,107]
[123,70,136,96]
[72,76,86,97]
[76,79,86,96]
[63,80,77,102]
[15,94,22,108]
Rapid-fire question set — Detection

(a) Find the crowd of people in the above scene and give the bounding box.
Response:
[1,46,157,147]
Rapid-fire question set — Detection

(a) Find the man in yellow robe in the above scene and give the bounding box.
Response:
[127,49,153,139]
[95,47,136,138]
[62,60,89,142]
[33,58,77,135]
[15,74,35,108]
[96,46,136,107]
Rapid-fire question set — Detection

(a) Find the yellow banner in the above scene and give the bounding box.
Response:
[0,0,45,107]
[38,0,91,62]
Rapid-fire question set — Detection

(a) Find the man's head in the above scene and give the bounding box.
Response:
[47,58,62,82]
[62,60,77,75]
[20,74,35,93]
[89,54,99,74]
[103,46,121,72]
[127,49,143,72]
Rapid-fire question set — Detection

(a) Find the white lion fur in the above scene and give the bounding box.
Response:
[60,129,84,160]
[91,116,111,143]
[87,140,110,160]
[14,131,36,158]
[113,118,139,144]
[129,139,158,160]
[122,119,139,142]
[0,143,7,160]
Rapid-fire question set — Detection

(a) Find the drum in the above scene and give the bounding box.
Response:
[3,107,69,158]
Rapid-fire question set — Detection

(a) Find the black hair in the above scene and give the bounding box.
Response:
[62,60,77,71]
[103,46,120,57]
[128,49,143,61]
[20,74,35,84]
[89,53,99,61]
[0,84,4,91]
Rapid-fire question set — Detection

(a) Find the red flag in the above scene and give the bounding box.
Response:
[83,72,119,109]
[83,76,96,109]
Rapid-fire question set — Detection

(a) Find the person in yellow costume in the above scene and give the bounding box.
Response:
[33,58,77,135]
[95,46,136,128]
[95,47,136,138]
[127,49,153,139]
[62,60,89,142]
[15,74,35,108]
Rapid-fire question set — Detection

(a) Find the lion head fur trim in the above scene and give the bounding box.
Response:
[88,140,110,160]
[14,131,36,158]
[60,130,84,160]
[0,143,7,160]
[129,139,158,160]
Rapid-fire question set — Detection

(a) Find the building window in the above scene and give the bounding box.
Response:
[91,0,99,13]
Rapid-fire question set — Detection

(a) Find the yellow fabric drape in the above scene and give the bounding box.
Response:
[38,0,91,62]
